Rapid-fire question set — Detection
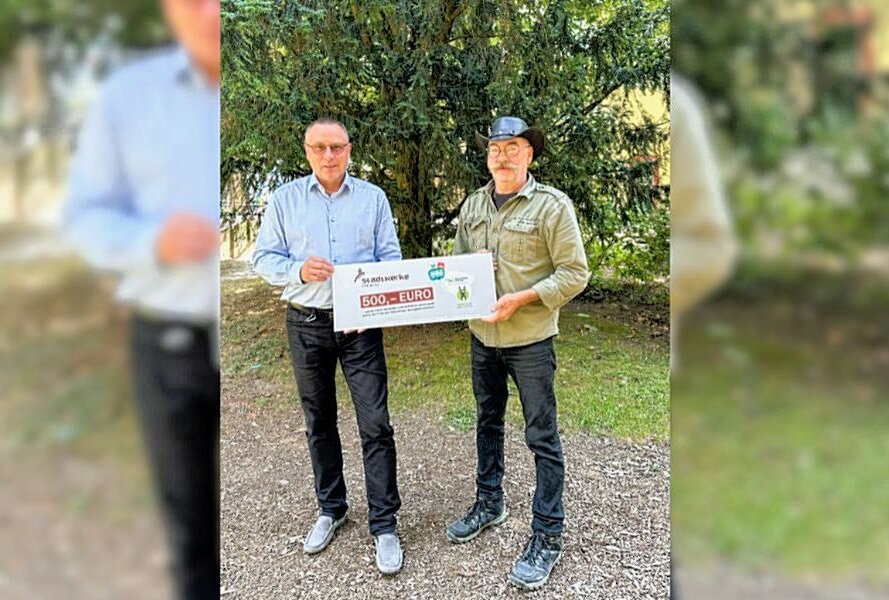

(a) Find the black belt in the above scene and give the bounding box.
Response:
[289,302,333,316]
[133,308,216,329]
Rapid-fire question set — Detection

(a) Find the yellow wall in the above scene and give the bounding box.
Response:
[864,1,889,71]
[607,88,670,185]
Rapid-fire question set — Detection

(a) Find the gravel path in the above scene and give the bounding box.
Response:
[221,379,670,599]
[674,563,889,599]
[0,455,169,600]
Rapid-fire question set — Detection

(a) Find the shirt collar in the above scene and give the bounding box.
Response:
[309,172,352,197]
[486,173,538,198]
[172,45,218,91]
[171,46,193,84]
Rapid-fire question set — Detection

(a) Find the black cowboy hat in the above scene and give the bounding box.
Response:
[474,116,545,158]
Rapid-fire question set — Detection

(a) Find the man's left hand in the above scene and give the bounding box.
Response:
[481,289,539,323]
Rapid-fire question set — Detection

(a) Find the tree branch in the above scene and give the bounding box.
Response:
[553,80,623,135]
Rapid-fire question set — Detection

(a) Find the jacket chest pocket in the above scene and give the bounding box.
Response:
[464,217,490,251]
[499,217,543,262]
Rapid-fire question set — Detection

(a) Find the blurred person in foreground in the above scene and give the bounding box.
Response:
[670,73,737,599]
[670,73,737,370]
[448,116,590,591]
[62,1,221,598]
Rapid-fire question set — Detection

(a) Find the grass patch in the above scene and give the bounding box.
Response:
[673,291,889,583]
[0,256,151,506]
[222,276,670,441]
[444,406,477,431]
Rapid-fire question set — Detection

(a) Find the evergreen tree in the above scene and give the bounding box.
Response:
[223,0,670,261]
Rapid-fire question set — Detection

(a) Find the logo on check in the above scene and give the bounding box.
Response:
[428,261,446,281]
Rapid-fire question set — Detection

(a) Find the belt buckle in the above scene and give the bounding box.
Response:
[291,303,331,320]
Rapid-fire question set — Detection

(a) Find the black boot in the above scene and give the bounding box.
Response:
[445,498,509,543]
[508,531,563,590]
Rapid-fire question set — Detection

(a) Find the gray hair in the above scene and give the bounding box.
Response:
[304,118,350,142]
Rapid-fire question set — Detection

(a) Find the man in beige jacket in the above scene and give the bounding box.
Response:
[447,116,590,591]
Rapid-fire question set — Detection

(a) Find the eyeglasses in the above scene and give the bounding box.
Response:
[487,142,530,159]
[304,143,351,156]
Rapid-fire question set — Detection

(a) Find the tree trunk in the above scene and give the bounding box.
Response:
[398,140,432,258]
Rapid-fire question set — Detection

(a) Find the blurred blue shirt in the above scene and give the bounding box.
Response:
[252,173,402,309]
[63,46,220,322]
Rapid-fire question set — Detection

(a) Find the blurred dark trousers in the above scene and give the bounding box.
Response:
[130,315,220,600]
[285,305,400,536]
[471,334,565,535]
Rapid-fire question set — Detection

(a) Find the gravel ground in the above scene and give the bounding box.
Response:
[0,455,169,600]
[674,563,889,600]
[221,378,670,599]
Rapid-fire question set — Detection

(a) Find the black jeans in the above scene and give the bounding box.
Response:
[130,315,220,600]
[285,305,400,535]
[471,334,565,535]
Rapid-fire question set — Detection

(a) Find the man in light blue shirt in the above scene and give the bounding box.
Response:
[253,118,404,574]
[62,1,220,598]
[64,15,220,324]
[252,161,401,308]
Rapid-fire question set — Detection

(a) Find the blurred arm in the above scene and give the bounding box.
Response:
[670,75,737,318]
[62,89,163,271]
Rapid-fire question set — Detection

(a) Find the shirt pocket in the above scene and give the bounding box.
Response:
[464,216,490,251]
[500,216,544,263]
[351,206,376,254]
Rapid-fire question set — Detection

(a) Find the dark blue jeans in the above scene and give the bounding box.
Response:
[471,334,565,535]
[285,305,400,535]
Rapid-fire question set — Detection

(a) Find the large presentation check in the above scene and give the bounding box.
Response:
[331,253,497,331]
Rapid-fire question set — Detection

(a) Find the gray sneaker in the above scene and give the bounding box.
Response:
[303,514,346,554]
[374,533,403,575]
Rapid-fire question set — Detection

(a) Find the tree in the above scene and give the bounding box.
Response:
[223,0,669,262]
[1,2,168,221]
[673,0,889,256]
[0,1,166,60]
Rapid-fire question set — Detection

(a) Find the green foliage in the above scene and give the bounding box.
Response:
[222,0,670,262]
[674,0,889,259]
[728,111,889,260]
[587,199,669,284]
[672,0,807,166]
[0,1,166,59]
[737,91,799,171]
[811,116,889,249]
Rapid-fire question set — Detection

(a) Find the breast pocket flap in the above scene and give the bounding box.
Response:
[503,217,538,234]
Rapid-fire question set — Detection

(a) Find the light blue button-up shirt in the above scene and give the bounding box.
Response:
[63,46,220,322]
[252,173,402,308]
